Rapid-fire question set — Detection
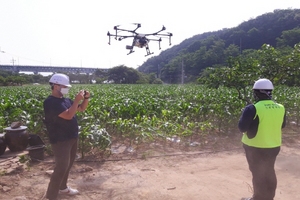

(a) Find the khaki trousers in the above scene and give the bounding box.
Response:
[46,138,78,200]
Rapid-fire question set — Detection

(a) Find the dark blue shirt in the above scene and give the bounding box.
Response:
[238,104,258,139]
[43,95,79,144]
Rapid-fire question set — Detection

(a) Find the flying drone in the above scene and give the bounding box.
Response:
[107,23,173,56]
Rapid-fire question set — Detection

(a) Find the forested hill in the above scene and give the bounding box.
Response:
[137,8,300,83]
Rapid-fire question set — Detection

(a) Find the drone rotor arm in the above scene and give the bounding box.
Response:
[145,25,167,36]
[113,26,135,38]
[108,34,135,41]
[154,33,173,46]
[115,28,135,33]
[147,38,161,42]
[133,23,141,32]
[119,35,135,41]
[154,32,172,37]
[114,24,140,35]
[144,30,163,36]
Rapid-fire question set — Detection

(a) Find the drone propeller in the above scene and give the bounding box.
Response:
[113,25,121,30]
[132,23,141,27]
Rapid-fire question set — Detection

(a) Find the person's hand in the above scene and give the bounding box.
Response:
[83,90,90,99]
[74,90,85,102]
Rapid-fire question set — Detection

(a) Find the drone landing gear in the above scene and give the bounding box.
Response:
[126,44,153,56]
[145,46,154,57]
[127,50,135,55]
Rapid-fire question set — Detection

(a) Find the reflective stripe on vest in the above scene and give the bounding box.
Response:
[242,100,285,148]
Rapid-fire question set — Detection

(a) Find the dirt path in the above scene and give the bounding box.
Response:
[1,137,300,200]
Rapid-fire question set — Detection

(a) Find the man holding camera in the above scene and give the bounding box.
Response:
[43,73,90,200]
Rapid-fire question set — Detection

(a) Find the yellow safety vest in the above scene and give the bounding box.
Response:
[242,100,285,148]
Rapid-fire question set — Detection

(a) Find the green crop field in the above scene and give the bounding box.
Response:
[1,84,299,157]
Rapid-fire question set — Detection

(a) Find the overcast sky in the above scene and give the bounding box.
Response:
[0,0,299,71]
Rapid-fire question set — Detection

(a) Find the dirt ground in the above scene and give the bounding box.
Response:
[1,133,300,200]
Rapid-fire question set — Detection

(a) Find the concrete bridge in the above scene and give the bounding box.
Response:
[0,65,108,74]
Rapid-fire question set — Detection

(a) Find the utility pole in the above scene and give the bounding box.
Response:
[10,58,17,73]
[11,58,16,65]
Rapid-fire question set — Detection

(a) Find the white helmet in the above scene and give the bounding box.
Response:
[253,78,273,90]
[49,73,72,87]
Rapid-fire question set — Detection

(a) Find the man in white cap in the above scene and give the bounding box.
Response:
[43,73,90,200]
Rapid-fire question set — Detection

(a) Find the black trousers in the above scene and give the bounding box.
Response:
[243,144,280,200]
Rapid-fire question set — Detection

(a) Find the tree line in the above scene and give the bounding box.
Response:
[199,43,300,104]
[0,65,164,86]
[1,40,300,87]
[138,8,300,84]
